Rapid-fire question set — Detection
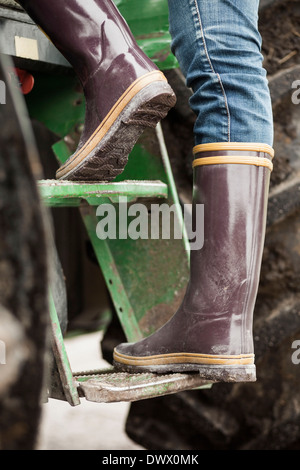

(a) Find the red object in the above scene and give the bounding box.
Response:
[14,68,35,95]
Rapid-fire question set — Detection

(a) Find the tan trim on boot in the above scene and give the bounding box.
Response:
[192,155,273,171]
[113,350,255,367]
[193,142,275,158]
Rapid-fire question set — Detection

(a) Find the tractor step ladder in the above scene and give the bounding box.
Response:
[42,146,211,406]
[75,370,210,404]
[1,0,211,405]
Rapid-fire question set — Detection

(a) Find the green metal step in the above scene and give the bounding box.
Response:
[38,179,169,207]
[74,369,211,403]
[49,296,212,406]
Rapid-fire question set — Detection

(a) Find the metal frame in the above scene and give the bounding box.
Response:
[0,1,212,403]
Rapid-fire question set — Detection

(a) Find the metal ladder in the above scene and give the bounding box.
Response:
[0,0,211,405]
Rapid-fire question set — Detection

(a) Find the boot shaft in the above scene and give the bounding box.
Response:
[113,143,274,379]
[17,0,156,86]
[188,143,273,354]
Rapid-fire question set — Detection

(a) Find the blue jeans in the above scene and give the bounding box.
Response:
[167,0,274,146]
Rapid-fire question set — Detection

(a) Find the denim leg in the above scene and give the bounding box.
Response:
[167,0,274,146]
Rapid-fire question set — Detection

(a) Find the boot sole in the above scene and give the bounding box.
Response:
[56,71,176,181]
[113,351,256,383]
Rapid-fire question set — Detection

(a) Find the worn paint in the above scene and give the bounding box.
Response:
[75,370,211,403]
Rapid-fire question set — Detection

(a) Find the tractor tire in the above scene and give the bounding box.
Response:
[0,54,49,450]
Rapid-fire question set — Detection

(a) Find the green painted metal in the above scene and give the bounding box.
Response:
[43,129,190,343]
[1,0,212,405]
[23,0,191,381]
[38,180,168,207]
[80,204,143,342]
[97,216,189,338]
[114,0,177,70]
[48,291,80,406]
[79,131,189,340]
[26,73,85,140]
[42,127,190,342]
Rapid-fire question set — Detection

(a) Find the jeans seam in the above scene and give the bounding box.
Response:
[192,0,231,142]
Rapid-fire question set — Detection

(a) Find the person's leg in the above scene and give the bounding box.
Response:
[168,0,273,146]
[113,0,274,382]
[16,0,176,181]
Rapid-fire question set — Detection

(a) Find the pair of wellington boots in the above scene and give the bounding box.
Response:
[18,0,274,382]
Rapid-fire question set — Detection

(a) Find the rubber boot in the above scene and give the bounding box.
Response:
[17,0,176,181]
[113,143,274,382]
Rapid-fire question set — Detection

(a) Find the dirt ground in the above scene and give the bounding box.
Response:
[36,332,144,450]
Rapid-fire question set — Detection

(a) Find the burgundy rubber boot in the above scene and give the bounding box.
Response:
[17,0,176,181]
[113,143,274,382]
